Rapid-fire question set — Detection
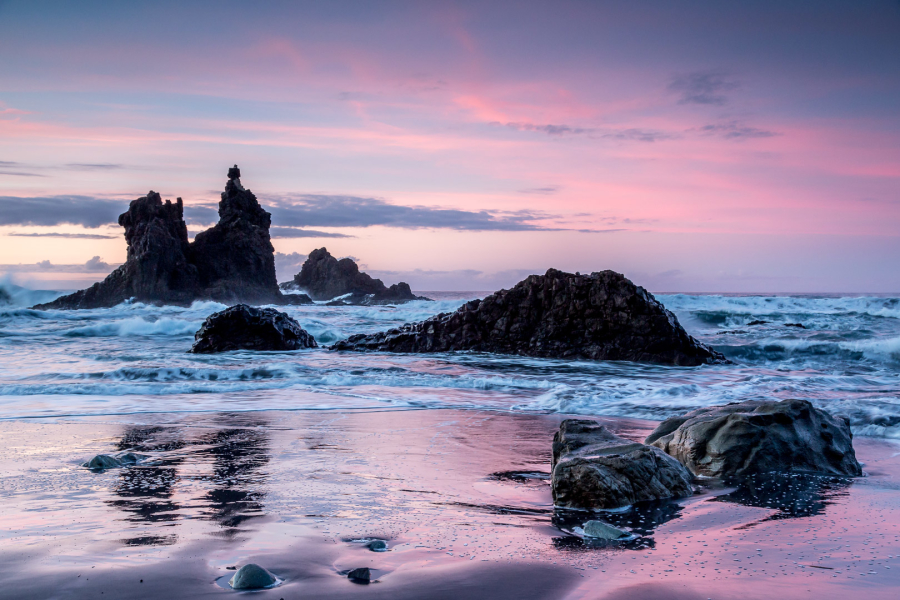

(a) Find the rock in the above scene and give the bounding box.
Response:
[583,520,629,540]
[747,320,768,326]
[190,304,318,353]
[645,399,862,479]
[288,248,430,305]
[347,567,371,583]
[367,540,388,552]
[228,564,276,590]
[82,452,147,470]
[333,269,725,366]
[551,419,694,510]
[784,323,806,328]
[33,166,308,310]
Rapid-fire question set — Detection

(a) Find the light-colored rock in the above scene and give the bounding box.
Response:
[228,564,277,590]
[646,399,862,479]
[551,419,693,510]
[583,520,628,540]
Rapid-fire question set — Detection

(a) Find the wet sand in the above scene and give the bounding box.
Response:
[1,409,899,599]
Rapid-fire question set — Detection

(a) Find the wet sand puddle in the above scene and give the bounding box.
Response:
[1,409,899,599]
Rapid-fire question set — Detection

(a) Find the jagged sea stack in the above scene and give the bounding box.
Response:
[283,247,429,305]
[34,166,295,309]
[333,269,725,365]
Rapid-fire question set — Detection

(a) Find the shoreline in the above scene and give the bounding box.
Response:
[1,408,899,599]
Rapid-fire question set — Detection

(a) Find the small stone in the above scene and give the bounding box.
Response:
[583,520,628,540]
[228,564,276,590]
[347,567,371,583]
[367,540,388,552]
[83,455,121,470]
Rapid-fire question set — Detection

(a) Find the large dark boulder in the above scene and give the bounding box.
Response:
[551,419,694,509]
[190,304,318,353]
[285,247,429,305]
[645,399,862,479]
[34,166,309,310]
[332,269,724,365]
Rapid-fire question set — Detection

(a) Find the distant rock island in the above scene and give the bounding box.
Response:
[34,166,312,310]
[332,268,725,366]
[280,247,430,305]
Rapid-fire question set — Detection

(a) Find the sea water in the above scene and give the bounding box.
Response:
[1,285,898,438]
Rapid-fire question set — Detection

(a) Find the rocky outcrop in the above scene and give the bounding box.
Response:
[645,399,862,479]
[551,419,694,510]
[332,269,725,365]
[34,166,311,310]
[284,247,429,305]
[190,304,318,353]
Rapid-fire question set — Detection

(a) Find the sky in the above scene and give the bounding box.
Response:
[1,0,898,293]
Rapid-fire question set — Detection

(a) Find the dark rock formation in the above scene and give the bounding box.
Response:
[347,567,371,583]
[332,269,725,366]
[551,419,694,510]
[82,452,147,470]
[284,247,429,305]
[645,399,862,479]
[34,166,310,310]
[190,304,318,353]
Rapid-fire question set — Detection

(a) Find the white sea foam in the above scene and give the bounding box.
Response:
[63,317,200,337]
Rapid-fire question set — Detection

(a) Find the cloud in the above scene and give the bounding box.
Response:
[696,120,778,140]
[65,163,125,170]
[265,194,568,232]
[496,121,593,136]
[0,256,119,273]
[518,186,560,195]
[274,251,307,280]
[669,71,739,105]
[365,268,542,292]
[0,195,124,228]
[6,231,118,239]
[600,129,677,143]
[0,161,46,178]
[269,227,353,239]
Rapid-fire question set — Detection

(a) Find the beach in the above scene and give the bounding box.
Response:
[2,408,899,599]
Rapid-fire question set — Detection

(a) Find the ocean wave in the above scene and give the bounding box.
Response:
[660,294,900,321]
[63,317,200,337]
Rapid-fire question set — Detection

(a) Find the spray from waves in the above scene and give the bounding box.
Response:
[63,317,201,337]
[660,294,900,322]
[0,277,64,308]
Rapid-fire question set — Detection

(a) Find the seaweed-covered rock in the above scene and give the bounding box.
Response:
[645,399,862,479]
[34,166,307,309]
[190,304,317,353]
[551,419,694,510]
[286,247,429,305]
[333,269,724,366]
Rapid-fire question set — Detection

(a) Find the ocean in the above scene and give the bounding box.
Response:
[1,285,899,438]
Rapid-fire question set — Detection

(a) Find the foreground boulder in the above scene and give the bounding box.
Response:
[282,247,429,305]
[190,304,318,353]
[645,399,862,479]
[82,452,147,470]
[551,419,694,509]
[34,166,310,309]
[229,564,277,590]
[333,269,724,365]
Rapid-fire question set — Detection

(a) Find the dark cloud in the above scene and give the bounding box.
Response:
[7,231,118,239]
[269,227,353,239]
[518,186,560,195]
[669,71,739,105]
[600,128,677,142]
[696,121,778,140]
[0,195,124,228]
[265,194,567,232]
[0,256,119,273]
[497,121,593,135]
[65,163,125,170]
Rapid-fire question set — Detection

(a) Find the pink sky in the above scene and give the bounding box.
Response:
[1,1,898,292]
